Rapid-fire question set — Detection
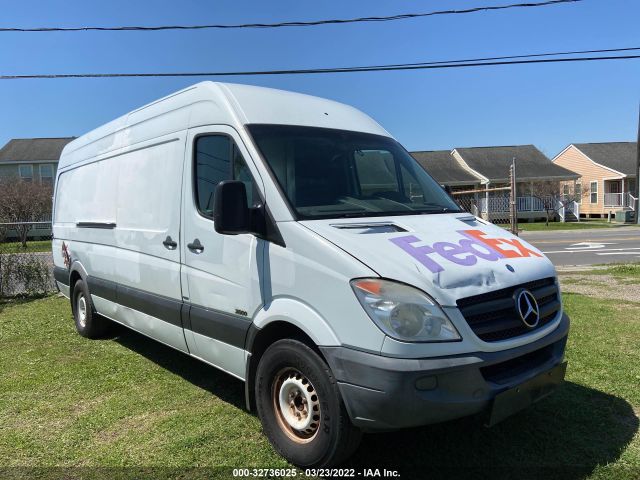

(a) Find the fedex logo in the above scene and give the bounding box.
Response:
[389,229,542,273]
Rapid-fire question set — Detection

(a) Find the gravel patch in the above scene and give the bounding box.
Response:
[559,273,640,303]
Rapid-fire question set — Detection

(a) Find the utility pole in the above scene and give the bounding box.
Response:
[636,103,640,224]
[510,158,518,236]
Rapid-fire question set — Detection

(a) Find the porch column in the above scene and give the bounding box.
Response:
[485,183,490,220]
[530,181,534,211]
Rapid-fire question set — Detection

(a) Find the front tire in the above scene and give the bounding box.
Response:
[72,279,111,338]
[255,339,362,467]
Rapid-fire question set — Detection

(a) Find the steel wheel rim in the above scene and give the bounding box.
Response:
[77,294,87,328]
[272,368,321,444]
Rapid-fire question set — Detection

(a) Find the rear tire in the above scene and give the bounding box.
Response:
[72,279,111,338]
[255,339,362,467]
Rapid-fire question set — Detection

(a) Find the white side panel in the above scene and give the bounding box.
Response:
[51,240,118,284]
[183,237,260,315]
[266,222,384,352]
[92,295,188,354]
[92,294,118,319]
[54,130,188,353]
[57,283,70,298]
[118,305,187,352]
[191,332,246,380]
[115,248,181,299]
[114,136,184,262]
[110,133,186,350]
[112,133,184,294]
[55,159,117,225]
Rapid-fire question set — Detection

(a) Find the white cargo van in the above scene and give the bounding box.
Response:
[53,82,569,467]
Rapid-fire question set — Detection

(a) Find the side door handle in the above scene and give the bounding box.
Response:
[162,235,178,250]
[187,238,204,254]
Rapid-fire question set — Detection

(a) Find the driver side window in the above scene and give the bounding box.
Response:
[194,135,258,219]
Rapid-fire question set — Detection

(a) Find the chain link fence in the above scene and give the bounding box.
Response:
[0,216,54,298]
[0,215,53,243]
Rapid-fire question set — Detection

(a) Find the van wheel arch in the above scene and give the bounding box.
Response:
[245,321,323,412]
[68,269,83,309]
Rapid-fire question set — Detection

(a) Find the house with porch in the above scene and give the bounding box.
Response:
[552,142,637,218]
[412,145,581,222]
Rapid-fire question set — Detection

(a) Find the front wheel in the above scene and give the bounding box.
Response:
[255,339,362,467]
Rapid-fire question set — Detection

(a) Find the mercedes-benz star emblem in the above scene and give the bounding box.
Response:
[515,289,540,328]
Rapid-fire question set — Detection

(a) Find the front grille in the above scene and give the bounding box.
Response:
[456,277,560,342]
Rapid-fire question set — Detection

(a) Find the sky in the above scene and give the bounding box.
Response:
[0,0,638,158]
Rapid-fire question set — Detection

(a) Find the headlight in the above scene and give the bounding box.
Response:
[351,278,461,342]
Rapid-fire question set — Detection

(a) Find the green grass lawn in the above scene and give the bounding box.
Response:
[0,294,638,479]
[0,240,52,254]
[516,221,616,232]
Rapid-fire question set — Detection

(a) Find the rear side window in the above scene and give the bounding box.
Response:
[194,135,257,218]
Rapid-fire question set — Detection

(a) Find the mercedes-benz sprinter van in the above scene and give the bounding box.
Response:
[52,82,569,467]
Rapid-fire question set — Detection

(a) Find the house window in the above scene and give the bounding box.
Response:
[39,164,54,185]
[19,165,33,183]
[575,182,582,204]
[590,181,598,204]
[562,184,569,200]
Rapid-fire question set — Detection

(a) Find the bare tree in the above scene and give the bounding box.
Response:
[0,177,53,248]
[524,181,588,226]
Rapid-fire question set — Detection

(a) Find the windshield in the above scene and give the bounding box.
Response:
[248,124,462,220]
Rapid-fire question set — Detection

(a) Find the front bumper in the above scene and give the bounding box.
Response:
[320,313,569,431]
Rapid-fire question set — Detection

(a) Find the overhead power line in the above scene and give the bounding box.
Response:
[329,47,640,70]
[2,47,639,80]
[0,0,582,32]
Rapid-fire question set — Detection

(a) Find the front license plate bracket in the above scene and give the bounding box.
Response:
[487,362,567,427]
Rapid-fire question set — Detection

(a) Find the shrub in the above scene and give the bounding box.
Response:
[0,253,54,297]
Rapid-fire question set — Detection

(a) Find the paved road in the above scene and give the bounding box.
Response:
[522,226,640,266]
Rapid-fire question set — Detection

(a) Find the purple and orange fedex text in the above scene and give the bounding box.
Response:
[390,229,542,274]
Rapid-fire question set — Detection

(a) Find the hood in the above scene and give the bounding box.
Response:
[300,214,556,307]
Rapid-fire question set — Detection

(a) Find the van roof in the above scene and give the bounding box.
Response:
[58,82,390,170]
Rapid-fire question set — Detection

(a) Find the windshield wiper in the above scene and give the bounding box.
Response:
[336,211,384,218]
[416,203,464,214]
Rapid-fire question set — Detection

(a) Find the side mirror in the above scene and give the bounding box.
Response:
[213,180,251,235]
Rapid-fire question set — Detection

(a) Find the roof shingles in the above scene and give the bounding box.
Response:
[454,145,579,182]
[0,137,75,163]
[411,150,479,185]
[573,142,637,176]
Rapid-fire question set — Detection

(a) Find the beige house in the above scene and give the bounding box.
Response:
[553,142,637,217]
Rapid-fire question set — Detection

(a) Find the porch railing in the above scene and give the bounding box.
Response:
[604,192,638,209]
[625,193,637,210]
[604,192,623,207]
[479,195,555,214]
